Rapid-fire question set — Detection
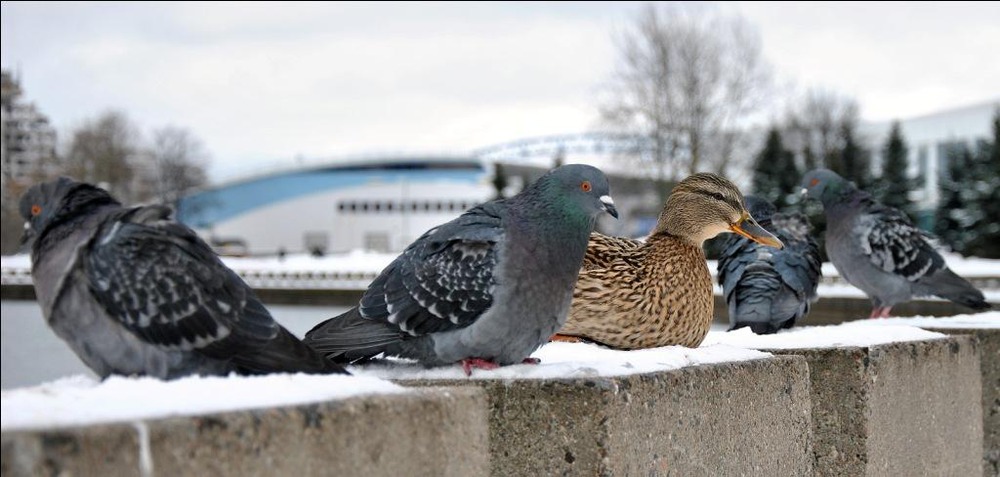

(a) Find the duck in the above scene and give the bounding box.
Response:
[554,173,783,349]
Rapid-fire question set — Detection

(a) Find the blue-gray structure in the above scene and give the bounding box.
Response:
[177,157,492,255]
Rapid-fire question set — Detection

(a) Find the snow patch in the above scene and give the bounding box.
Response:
[1,373,405,432]
[350,341,771,381]
[848,311,999,329]
[703,321,948,350]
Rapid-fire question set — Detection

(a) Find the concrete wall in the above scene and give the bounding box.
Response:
[410,356,813,476]
[925,328,999,477]
[2,387,489,477]
[771,336,983,477]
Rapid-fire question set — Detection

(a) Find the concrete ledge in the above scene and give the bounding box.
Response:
[1,387,488,477]
[922,328,999,477]
[772,336,983,476]
[401,356,812,476]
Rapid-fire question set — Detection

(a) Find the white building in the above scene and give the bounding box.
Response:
[178,157,496,255]
[864,100,999,212]
[1,70,57,184]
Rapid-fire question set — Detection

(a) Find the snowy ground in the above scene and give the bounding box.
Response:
[0,342,774,431]
[846,311,1000,329]
[4,314,994,431]
[350,341,771,381]
[704,321,948,350]
[1,373,405,432]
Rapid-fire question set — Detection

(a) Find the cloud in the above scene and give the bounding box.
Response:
[3,2,998,179]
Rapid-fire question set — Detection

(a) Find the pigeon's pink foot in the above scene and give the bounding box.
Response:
[461,358,500,376]
[521,357,541,365]
[868,307,889,319]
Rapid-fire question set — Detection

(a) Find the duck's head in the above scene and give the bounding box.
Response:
[653,173,783,249]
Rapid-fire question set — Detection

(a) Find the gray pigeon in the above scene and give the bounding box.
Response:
[304,164,618,374]
[717,196,822,334]
[19,177,348,379]
[801,168,991,317]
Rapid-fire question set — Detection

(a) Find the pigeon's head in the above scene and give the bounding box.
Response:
[655,173,783,249]
[744,195,777,224]
[533,164,618,221]
[18,177,119,251]
[801,168,852,206]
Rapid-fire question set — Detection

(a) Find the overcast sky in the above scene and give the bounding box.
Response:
[3,2,999,179]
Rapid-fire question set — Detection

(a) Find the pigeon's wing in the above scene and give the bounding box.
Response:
[771,214,822,301]
[82,206,281,358]
[356,201,504,336]
[582,233,644,271]
[854,203,945,282]
[716,234,758,303]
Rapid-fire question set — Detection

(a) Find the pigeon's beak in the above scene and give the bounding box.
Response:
[800,187,809,198]
[18,222,36,255]
[730,213,783,249]
[600,195,619,219]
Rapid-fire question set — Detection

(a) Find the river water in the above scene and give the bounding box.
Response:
[0,300,349,390]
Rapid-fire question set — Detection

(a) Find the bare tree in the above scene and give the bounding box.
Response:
[782,88,860,172]
[62,110,143,202]
[149,126,208,207]
[601,3,771,194]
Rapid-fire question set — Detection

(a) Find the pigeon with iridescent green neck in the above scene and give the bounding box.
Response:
[802,168,990,318]
[304,164,618,375]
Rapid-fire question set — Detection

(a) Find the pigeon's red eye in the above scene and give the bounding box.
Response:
[809,178,820,187]
[581,181,592,192]
[31,205,42,216]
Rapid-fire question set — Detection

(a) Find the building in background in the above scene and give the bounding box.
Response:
[176,143,657,256]
[864,100,999,216]
[177,157,495,256]
[0,70,57,186]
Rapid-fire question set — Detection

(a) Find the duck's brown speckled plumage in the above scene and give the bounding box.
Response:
[558,173,782,349]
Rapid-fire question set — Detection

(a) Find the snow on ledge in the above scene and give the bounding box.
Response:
[847,311,999,330]
[1,373,405,432]
[349,341,772,381]
[703,321,948,350]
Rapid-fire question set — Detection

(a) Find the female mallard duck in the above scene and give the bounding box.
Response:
[554,173,783,349]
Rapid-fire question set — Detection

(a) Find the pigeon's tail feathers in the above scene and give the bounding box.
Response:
[233,326,351,375]
[728,265,801,335]
[918,269,992,311]
[303,307,404,364]
[228,300,350,375]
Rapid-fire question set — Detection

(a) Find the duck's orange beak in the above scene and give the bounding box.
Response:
[730,213,783,249]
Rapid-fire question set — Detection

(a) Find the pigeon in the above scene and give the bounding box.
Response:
[19,177,348,379]
[717,196,822,334]
[554,173,783,349]
[802,168,991,317]
[303,164,618,374]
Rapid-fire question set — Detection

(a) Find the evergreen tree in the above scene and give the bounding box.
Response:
[965,108,1000,257]
[751,127,799,210]
[934,144,977,254]
[875,121,916,219]
[491,162,508,200]
[830,120,872,189]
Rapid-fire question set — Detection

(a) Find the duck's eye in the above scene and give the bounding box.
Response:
[581,181,592,192]
[810,178,820,187]
[711,192,726,201]
[30,205,42,216]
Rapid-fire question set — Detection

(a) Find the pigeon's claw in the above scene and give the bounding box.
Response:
[461,357,500,376]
